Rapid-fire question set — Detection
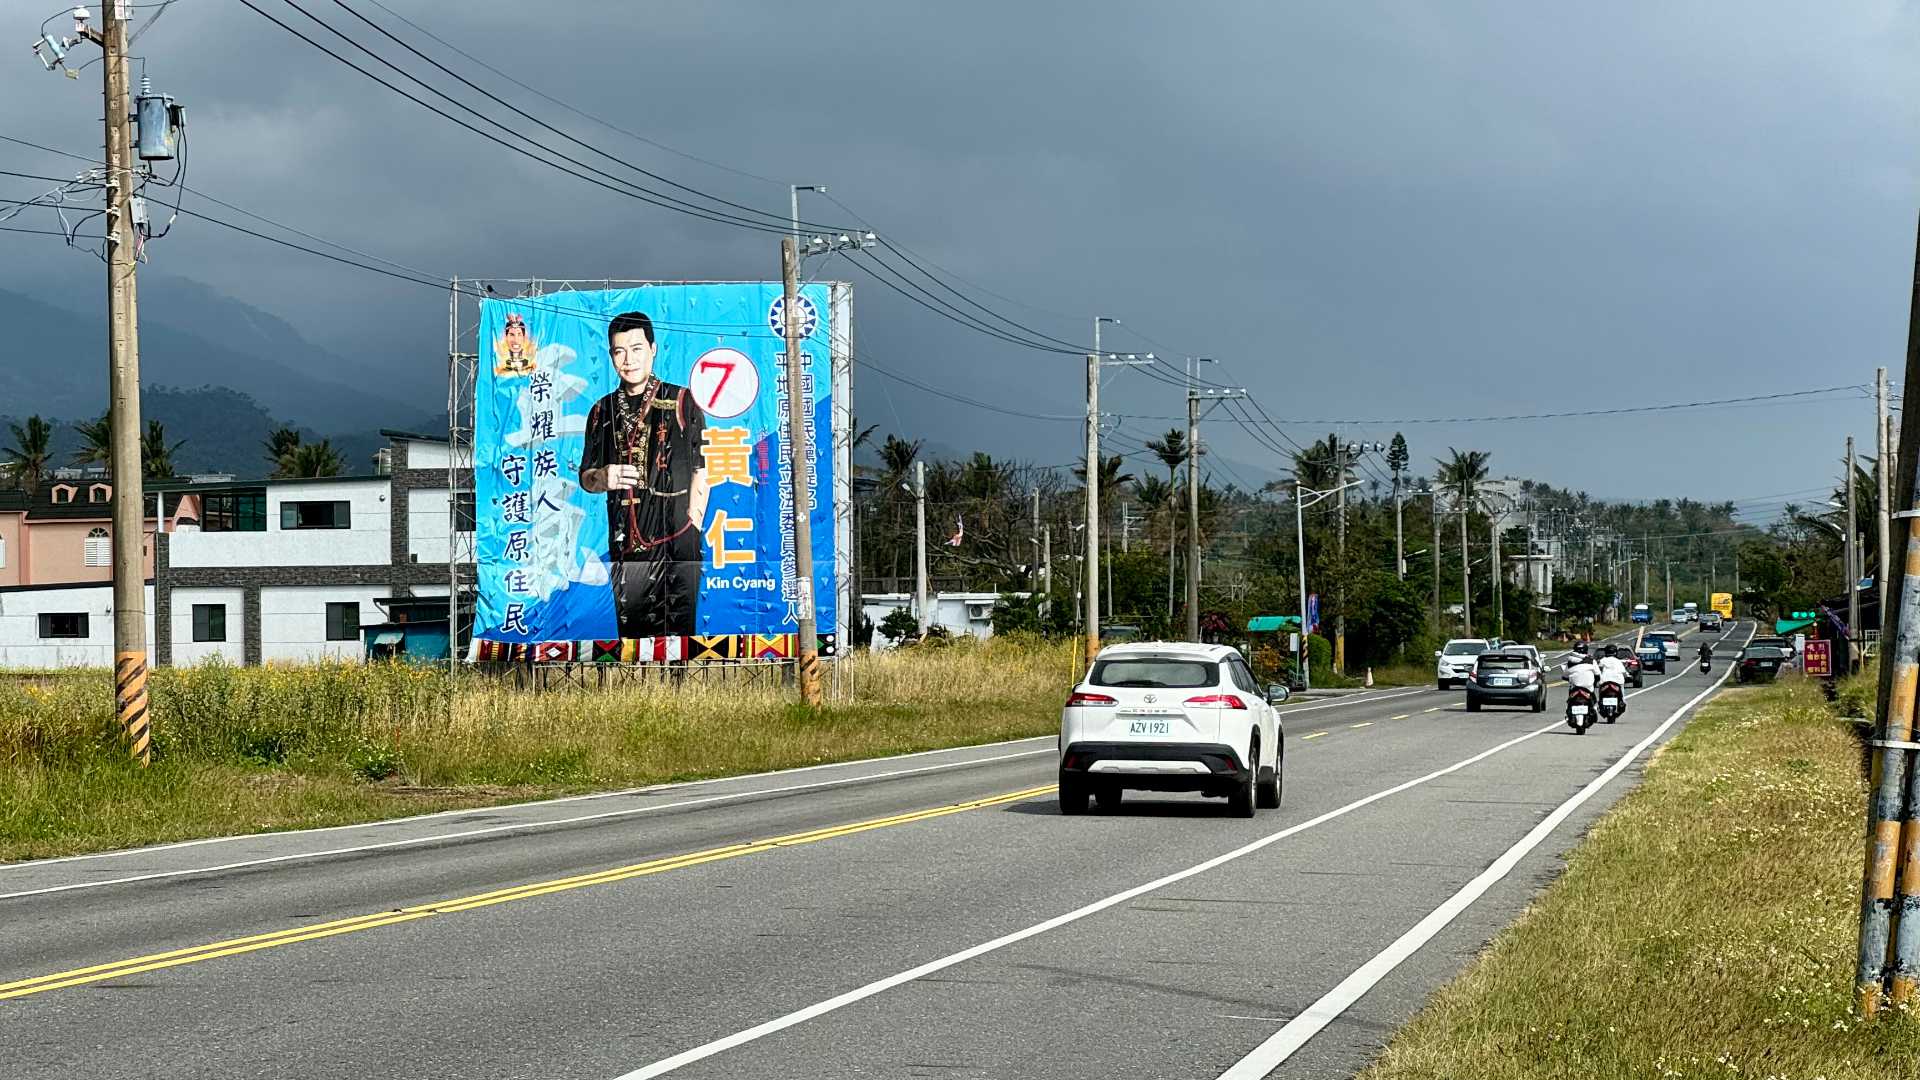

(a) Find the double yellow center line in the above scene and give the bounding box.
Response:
[0,784,1056,1001]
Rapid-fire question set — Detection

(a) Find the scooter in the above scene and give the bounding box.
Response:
[1597,680,1624,724]
[1566,685,1595,735]
[1698,649,1713,674]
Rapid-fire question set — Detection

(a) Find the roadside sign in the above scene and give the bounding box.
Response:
[1804,639,1831,677]
[1306,593,1320,634]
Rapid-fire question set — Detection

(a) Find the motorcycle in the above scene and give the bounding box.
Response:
[1597,681,1624,724]
[1566,685,1595,735]
[1698,656,1711,673]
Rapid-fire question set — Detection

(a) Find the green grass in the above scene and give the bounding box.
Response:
[1359,676,1920,1080]
[0,637,1077,862]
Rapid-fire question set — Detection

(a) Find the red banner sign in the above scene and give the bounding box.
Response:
[1803,639,1831,677]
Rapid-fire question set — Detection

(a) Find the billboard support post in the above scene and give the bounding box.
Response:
[783,239,822,706]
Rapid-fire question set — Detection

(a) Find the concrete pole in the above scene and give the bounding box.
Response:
[1030,486,1040,594]
[780,238,820,705]
[1042,525,1052,622]
[1491,515,1503,638]
[1849,435,1861,666]
[1336,454,1349,668]
[1460,497,1472,633]
[1085,347,1101,662]
[1431,501,1442,629]
[913,459,928,637]
[101,2,149,765]
[1295,483,1311,690]
[1185,389,1201,641]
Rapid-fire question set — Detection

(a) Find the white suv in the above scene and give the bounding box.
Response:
[1059,642,1287,817]
[1435,638,1491,689]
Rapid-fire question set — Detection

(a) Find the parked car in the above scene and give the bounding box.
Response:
[1635,638,1666,674]
[1058,642,1286,817]
[1435,638,1492,689]
[1645,630,1681,661]
[1735,644,1790,683]
[1465,650,1547,712]
[1750,634,1794,655]
[1699,611,1724,632]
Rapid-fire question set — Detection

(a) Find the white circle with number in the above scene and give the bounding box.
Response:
[689,347,759,418]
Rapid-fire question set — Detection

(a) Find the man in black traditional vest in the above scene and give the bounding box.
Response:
[579,311,710,638]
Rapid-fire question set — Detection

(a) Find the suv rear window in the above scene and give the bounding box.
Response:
[1442,641,1488,656]
[1477,654,1530,670]
[1090,658,1217,688]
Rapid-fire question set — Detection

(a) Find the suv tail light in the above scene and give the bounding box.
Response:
[1066,691,1117,707]
[1184,693,1248,709]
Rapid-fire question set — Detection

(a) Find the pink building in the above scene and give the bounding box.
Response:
[0,481,172,587]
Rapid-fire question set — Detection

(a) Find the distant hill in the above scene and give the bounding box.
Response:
[0,284,439,436]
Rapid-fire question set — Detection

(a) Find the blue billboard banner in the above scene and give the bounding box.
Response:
[472,284,837,654]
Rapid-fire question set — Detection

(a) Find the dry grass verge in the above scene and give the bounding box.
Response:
[1360,676,1919,1080]
[0,637,1075,862]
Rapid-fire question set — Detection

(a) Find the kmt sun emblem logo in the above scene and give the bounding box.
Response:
[768,294,818,341]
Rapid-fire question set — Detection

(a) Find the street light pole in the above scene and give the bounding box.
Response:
[790,184,825,248]
[1295,479,1360,691]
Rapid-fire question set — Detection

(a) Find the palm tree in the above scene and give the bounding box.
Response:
[1144,428,1187,487]
[72,412,112,472]
[1071,453,1133,511]
[1143,429,1191,619]
[264,426,303,475]
[280,439,345,479]
[1435,448,1493,630]
[140,420,186,480]
[1289,433,1344,493]
[2,415,54,496]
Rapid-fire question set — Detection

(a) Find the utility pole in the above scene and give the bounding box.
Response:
[1491,515,1502,638]
[913,459,928,638]
[1394,477,1406,580]
[1041,525,1052,622]
[780,238,821,705]
[1848,434,1861,666]
[1460,496,1472,633]
[66,2,151,764]
[1643,533,1650,608]
[1881,367,1893,629]
[1187,388,1202,641]
[1665,561,1673,615]
[1183,386,1245,642]
[1085,340,1101,664]
[1030,486,1041,595]
[1431,502,1443,629]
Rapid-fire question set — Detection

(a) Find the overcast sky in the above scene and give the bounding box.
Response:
[2,0,1914,517]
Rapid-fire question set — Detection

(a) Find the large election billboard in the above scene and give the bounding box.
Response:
[470,283,844,660]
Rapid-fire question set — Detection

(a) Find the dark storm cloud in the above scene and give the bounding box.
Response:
[0,0,1913,502]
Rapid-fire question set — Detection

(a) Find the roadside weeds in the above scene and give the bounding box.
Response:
[1358,676,1920,1080]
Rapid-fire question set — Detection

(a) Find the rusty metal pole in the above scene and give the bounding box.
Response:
[1860,490,1920,1013]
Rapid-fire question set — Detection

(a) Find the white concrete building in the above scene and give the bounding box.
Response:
[0,432,471,669]
[862,592,1007,648]
[0,583,156,668]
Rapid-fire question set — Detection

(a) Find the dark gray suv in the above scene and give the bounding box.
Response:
[1465,651,1547,712]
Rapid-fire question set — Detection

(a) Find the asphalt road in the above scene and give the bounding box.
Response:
[0,620,1752,1079]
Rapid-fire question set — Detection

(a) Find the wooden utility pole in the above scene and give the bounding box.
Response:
[81,2,151,765]
[780,238,820,705]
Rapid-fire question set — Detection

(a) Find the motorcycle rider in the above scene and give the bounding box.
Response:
[1596,644,1629,716]
[1698,640,1714,672]
[1563,642,1599,701]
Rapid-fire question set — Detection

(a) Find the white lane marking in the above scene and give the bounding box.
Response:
[1278,687,1430,715]
[0,749,1056,902]
[1214,623,1752,1078]
[608,720,1572,1079]
[0,735,1059,872]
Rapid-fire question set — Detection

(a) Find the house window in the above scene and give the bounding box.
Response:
[51,485,75,504]
[88,484,110,503]
[37,612,88,638]
[192,604,226,643]
[454,491,476,533]
[202,492,267,532]
[281,500,351,530]
[83,527,110,567]
[326,602,360,641]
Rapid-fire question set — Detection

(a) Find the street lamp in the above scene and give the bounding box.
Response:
[1295,477,1363,690]
[790,184,826,247]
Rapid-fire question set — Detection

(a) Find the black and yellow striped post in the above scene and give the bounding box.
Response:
[116,651,150,766]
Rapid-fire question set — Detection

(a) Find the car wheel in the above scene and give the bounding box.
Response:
[1257,754,1282,810]
[1095,786,1122,812]
[1466,695,1482,712]
[1532,693,1546,712]
[1059,776,1089,815]
[1228,743,1256,818]
[1436,678,1450,690]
